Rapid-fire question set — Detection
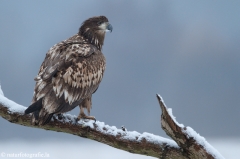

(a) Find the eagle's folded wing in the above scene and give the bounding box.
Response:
[33,40,104,107]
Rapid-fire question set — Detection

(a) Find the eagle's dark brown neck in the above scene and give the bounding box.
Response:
[79,28,105,51]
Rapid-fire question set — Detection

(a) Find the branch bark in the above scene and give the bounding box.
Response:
[0,89,223,159]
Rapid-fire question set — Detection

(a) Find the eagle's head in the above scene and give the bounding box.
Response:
[79,16,113,50]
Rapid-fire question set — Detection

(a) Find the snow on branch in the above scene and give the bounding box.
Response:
[157,94,224,159]
[0,85,182,158]
[0,84,224,158]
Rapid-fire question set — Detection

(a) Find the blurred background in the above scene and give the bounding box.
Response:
[0,0,239,158]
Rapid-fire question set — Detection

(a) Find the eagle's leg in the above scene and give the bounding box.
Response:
[77,106,96,122]
[77,96,96,122]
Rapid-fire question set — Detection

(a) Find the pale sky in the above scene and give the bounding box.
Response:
[0,1,240,157]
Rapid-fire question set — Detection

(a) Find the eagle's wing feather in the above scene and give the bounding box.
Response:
[33,37,105,114]
[36,42,97,81]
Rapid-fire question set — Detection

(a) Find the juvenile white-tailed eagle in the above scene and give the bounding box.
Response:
[25,16,112,125]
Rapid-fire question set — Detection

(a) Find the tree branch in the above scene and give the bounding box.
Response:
[0,86,224,158]
[157,94,224,159]
[0,93,183,158]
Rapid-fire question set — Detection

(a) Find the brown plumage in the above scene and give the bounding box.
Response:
[25,16,113,125]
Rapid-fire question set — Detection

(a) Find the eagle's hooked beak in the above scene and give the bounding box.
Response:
[99,22,113,33]
[107,23,113,33]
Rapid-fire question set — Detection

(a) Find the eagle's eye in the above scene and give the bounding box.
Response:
[97,21,104,26]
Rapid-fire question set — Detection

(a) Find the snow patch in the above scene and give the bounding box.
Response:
[183,127,225,159]
[157,94,184,127]
[0,85,25,114]
[77,119,179,148]
[139,132,178,147]
[78,119,95,129]
[123,130,178,148]
[167,108,184,127]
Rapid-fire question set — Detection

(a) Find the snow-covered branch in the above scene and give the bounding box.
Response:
[157,95,224,159]
[0,85,224,158]
[0,86,182,158]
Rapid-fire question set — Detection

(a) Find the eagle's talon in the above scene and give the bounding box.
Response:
[77,113,96,123]
[57,114,63,120]
[74,117,80,125]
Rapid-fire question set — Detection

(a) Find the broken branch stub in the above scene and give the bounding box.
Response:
[156,94,223,159]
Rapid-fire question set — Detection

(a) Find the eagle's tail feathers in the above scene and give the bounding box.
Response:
[41,113,54,125]
[25,98,43,114]
[33,110,41,121]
